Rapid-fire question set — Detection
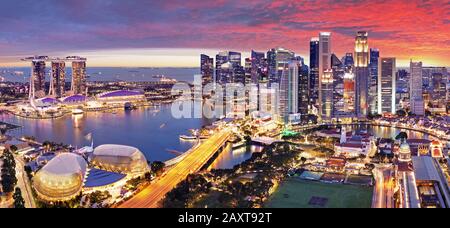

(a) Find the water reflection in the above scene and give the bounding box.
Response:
[1,104,213,162]
[211,144,264,170]
[350,125,429,140]
[211,124,431,170]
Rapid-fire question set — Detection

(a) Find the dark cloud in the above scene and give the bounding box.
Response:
[0,0,448,65]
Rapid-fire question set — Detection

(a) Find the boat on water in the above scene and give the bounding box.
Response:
[179,135,197,140]
[71,109,84,115]
[232,141,246,149]
[160,123,166,129]
[124,102,136,110]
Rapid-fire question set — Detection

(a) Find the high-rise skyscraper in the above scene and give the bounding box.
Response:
[354,31,369,117]
[244,57,252,85]
[369,48,379,115]
[31,59,47,97]
[250,50,266,84]
[430,72,447,106]
[296,57,310,120]
[200,54,214,86]
[396,69,409,110]
[422,67,448,93]
[331,54,345,117]
[319,32,332,121]
[342,53,354,70]
[378,58,396,114]
[70,57,87,95]
[343,70,355,114]
[215,51,242,84]
[410,61,424,115]
[309,38,320,107]
[49,60,66,98]
[279,59,299,123]
[267,47,295,86]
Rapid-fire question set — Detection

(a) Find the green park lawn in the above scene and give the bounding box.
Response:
[266,179,373,208]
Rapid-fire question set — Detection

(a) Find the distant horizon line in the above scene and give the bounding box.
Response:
[0,65,448,69]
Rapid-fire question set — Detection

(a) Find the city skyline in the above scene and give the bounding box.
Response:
[1,0,450,211]
[0,0,449,67]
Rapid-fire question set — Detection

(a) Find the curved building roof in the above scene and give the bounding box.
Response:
[431,140,442,146]
[92,144,150,177]
[94,144,142,157]
[39,97,59,104]
[42,153,87,175]
[84,168,126,188]
[32,153,87,202]
[399,142,411,153]
[62,94,86,103]
[98,90,143,98]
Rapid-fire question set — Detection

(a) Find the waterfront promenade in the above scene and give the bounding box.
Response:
[119,129,232,208]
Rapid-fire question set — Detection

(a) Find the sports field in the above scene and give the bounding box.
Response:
[266,179,373,208]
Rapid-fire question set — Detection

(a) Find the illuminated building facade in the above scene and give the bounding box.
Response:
[321,69,334,120]
[215,51,243,84]
[70,57,87,95]
[396,69,409,110]
[343,71,355,114]
[378,58,396,114]
[430,71,447,112]
[297,57,310,120]
[32,153,87,202]
[369,48,379,115]
[245,57,252,85]
[250,50,267,84]
[91,144,151,178]
[49,60,66,98]
[410,61,424,115]
[200,54,214,86]
[342,53,354,69]
[318,32,332,121]
[278,59,297,123]
[267,47,295,86]
[31,58,47,98]
[354,31,369,117]
[331,54,346,117]
[309,38,320,107]
[422,67,448,93]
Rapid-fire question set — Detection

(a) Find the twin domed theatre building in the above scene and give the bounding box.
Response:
[15,56,147,119]
[32,145,150,202]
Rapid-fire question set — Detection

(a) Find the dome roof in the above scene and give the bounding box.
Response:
[41,153,87,175]
[98,90,143,98]
[62,94,86,103]
[32,153,87,202]
[399,142,411,153]
[92,144,150,177]
[431,140,441,146]
[39,97,59,104]
[94,144,142,157]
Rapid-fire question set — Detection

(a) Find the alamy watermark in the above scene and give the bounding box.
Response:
[171,75,279,119]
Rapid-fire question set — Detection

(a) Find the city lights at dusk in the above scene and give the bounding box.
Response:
[0,0,449,221]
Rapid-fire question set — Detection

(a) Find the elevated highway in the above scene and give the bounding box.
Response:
[119,129,232,208]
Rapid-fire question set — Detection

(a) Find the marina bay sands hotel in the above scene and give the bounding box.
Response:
[21,56,87,99]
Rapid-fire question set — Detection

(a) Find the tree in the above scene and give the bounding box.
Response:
[9,145,18,154]
[24,165,33,180]
[395,132,408,141]
[151,161,165,176]
[13,187,25,208]
[1,149,17,193]
[300,157,307,164]
[0,125,7,138]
